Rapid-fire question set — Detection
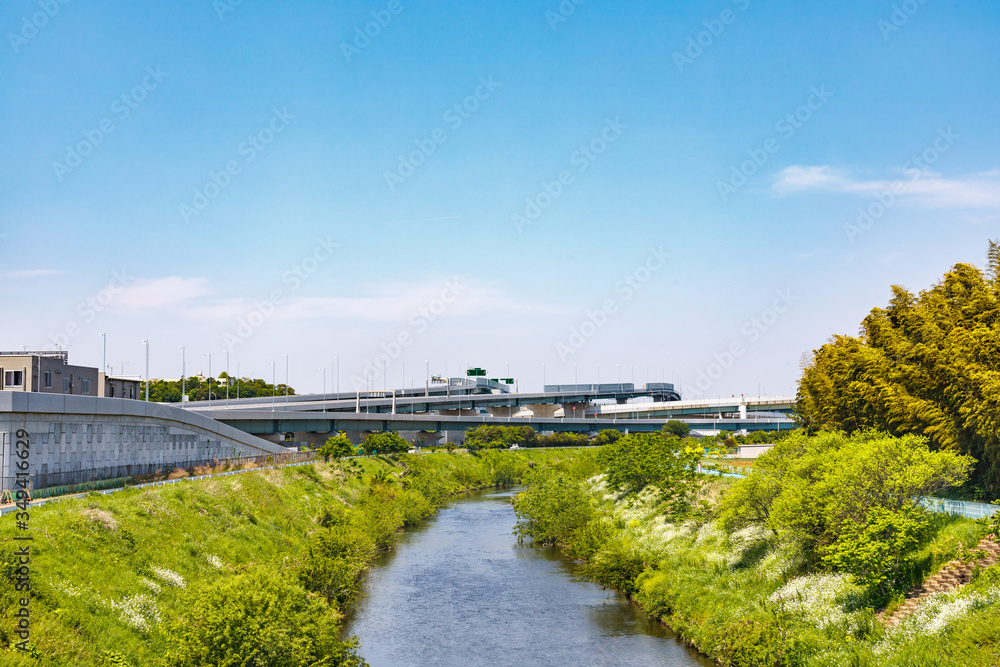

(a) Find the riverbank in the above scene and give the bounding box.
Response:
[512,469,1000,666]
[0,449,591,666]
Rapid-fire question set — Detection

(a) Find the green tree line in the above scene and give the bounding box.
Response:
[797,240,1000,496]
[144,374,295,403]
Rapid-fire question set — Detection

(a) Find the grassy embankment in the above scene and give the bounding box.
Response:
[514,446,1000,666]
[0,449,591,667]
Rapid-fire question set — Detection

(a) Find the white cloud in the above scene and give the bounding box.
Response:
[177,278,563,323]
[115,277,212,310]
[2,269,62,278]
[773,166,1000,209]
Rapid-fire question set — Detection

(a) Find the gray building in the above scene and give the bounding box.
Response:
[0,351,140,399]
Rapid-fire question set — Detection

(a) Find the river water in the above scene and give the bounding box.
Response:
[342,489,712,667]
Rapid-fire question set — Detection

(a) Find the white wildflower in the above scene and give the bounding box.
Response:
[205,554,223,569]
[111,593,160,631]
[151,566,186,589]
[139,577,161,594]
[769,573,859,629]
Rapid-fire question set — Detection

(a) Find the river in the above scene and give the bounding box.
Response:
[342,489,712,666]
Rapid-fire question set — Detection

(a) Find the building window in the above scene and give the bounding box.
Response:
[81,378,91,395]
[4,371,24,387]
[63,378,70,393]
[110,385,116,398]
[43,372,52,388]
[129,386,135,399]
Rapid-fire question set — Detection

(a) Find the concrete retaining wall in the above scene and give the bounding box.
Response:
[0,393,289,490]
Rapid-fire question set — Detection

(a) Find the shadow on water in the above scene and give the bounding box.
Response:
[342,488,713,667]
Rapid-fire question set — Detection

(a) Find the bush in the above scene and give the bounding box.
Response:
[361,431,409,456]
[597,431,702,516]
[163,569,366,667]
[513,468,595,545]
[319,432,356,461]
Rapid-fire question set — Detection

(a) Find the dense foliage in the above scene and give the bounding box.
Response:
[597,431,702,516]
[359,431,410,456]
[720,430,973,598]
[145,374,294,403]
[797,241,1000,496]
[163,569,365,667]
[319,433,357,461]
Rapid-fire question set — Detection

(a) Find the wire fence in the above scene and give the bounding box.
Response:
[1,450,316,498]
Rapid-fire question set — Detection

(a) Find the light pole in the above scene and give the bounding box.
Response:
[321,367,326,412]
[542,363,546,391]
[100,333,106,379]
[225,350,230,408]
[283,353,289,405]
[617,363,621,386]
[142,340,149,401]
[597,364,600,386]
[335,357,339,396]
[425,359,429,397]
[574,363,578,386]
[179,346,186,405]
[204,353,212,410]
[268,361,275,412]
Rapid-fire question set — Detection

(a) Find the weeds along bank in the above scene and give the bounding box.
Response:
[513,430,1000,666]
[0,449,594,667]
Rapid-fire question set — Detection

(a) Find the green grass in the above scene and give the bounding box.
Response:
[0,449,588,666]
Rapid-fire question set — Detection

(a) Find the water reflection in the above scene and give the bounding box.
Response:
[343,489,712,667]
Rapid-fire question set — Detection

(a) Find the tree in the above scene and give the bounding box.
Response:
[361,431,409,456]
[319,432,355,462]
[719,430,973,598]
[163,569,366,667]
[597,431,702,515]
[661,420,691,438]
[797,242,1000,494]
[590,429,623,446]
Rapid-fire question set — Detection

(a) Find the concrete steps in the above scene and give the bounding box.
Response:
[884,537,1000,628]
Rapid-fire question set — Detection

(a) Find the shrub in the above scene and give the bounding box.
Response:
[163,569,365,667]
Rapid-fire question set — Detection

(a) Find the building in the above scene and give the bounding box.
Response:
[0,351,141,399]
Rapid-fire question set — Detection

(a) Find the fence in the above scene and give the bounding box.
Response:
[1,450,316,496]
[698,465,1000,521]
[921,497,1000,521]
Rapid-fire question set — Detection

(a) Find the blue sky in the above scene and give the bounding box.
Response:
[1,0,998,397]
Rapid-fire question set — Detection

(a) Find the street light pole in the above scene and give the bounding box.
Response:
[143,340,149,401]
[425,359,429,398]
[283,353,288,405]
[179,346,186,406]
[268,361,275,412]
[321,368,326,412]
[100,333,106,378]
[204,353,212,410]
[335,357,339,396]
[225,350,230,408]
